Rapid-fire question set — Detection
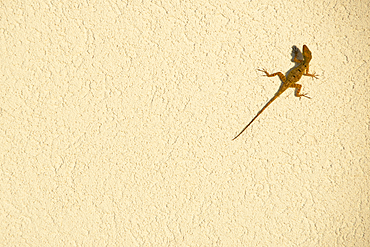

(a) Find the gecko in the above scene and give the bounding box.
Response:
[232,45,318,140]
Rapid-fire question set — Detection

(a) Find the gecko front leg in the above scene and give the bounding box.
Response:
[257,68,286,83]
[303,68,319,79]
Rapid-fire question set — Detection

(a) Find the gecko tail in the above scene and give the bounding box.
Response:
[232,115,258,140]
[232,93,281,140]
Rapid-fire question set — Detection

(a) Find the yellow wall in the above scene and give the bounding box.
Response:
[1,1,369,246]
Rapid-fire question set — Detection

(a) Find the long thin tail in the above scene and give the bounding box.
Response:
[232,93,282,140]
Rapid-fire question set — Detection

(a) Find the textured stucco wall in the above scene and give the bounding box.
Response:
[1,0,369,246]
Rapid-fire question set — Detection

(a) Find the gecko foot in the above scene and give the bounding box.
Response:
[298,93,311,99]
[257,68,269,76]
[305,72,319,79]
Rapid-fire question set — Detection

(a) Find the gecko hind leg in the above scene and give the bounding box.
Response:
[291,83,311,99]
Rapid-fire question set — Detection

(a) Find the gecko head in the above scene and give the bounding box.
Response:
[302,45,312,61]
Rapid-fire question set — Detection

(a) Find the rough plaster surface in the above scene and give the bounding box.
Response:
[1,0,369,246]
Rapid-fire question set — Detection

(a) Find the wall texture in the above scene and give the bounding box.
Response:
[1,0,369,246]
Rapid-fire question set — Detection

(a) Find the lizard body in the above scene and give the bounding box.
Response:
[233,45,318,140]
